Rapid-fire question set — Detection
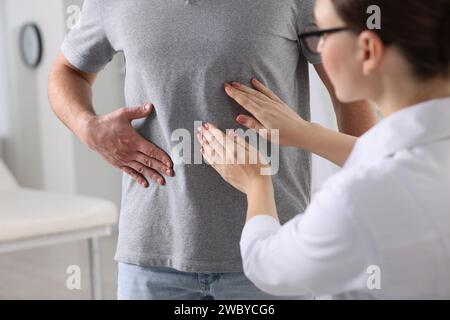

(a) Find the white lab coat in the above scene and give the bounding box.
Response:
[240,97,450,299]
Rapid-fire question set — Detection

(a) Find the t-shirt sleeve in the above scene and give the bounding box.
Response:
[297,0,322,65]
[61,0,116,73]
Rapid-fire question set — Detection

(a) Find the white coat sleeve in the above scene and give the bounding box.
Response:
[240,179,373,297]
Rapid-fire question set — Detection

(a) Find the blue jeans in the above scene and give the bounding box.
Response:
[117,263,312,300]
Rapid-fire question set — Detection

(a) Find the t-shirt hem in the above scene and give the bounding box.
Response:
[114,252,245,273]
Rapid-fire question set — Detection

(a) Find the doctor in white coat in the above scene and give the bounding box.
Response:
[197,0,450,299]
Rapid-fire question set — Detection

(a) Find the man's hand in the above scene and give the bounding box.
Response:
[80,104,174,187]
[49,53,174,187]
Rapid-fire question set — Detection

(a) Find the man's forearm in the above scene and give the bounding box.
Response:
[314,64,379,137]
[49,55,174,187]
[300,99,377,167]
[333,99,379,137]
[48,57,97,145]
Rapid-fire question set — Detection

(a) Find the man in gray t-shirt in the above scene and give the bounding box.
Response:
[49,0,376,299]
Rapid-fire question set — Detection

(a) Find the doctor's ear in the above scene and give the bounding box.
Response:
[356,30,386,76]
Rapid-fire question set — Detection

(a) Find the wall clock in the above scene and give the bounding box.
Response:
[19,23,43,68]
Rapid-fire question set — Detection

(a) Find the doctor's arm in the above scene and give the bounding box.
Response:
[241,184,370,297]
[294,64,380,166]
[224,77,372,167]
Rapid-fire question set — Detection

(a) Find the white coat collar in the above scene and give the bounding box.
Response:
[345,96,450,168]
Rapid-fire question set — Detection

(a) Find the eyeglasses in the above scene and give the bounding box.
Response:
[299,25,352,54]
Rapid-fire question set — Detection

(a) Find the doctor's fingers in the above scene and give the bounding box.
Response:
[224,85,264,117]
[235,115,266,132]
[201,125,245,161]
[227,81,272,104]
[200,140,224,166]
[198,130,225,162]
[250,78,284,104]
[225,129,252,153]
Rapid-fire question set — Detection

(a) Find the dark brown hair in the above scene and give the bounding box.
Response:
[332,0,450,79]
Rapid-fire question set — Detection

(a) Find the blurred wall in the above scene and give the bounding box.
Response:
[1,0,125,202]
[0,0,8,141]
[0,0,124,299]
[2,0,72,190]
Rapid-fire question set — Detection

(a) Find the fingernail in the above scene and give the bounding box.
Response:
[166,161,172,167]
[158,178,164,185]
[197,126,203,132]
[252,78,259,83]
[231,81,240,88]
[144,104,151,111]
[166,169,171,176]
[204,123,209,129]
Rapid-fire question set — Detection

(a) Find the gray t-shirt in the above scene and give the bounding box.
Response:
[62,0,320,273]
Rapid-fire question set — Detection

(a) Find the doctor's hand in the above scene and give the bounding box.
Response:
[224,78,311,147]
[196,123,271,195]
[80,104,174,188]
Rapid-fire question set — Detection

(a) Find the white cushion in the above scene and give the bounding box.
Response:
[0,160,18,191]
[0,188,118,242]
